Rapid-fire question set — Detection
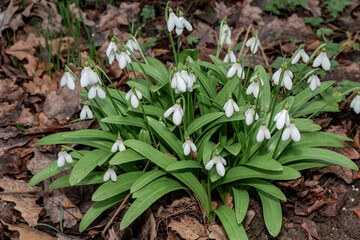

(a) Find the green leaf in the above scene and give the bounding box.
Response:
[304,17,324,27]
[186,36,199,45]
[102,115,147,129]
[187,112,224,135]
[49,171,104,189]
[232,188,249,224]
[258,190,282,237]
[110,149,146,165]
[240,179,286,201]
[288,132,344,149]
[120,177,186,230]
[130,170,166,193]
[166,160,203,172]
[92,171,145,201]
[323,0,352,18]
[213,78,239,108]
[130,57,168,84]
[246,156,283,171]
[293,119,321,132]
[79,193,126,232]
[285,159,337,170]
[213,205,248,240]
[179,49,199,64]
[256,65,271,109]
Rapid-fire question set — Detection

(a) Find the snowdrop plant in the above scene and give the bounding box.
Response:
[60,71,76,90]
[31,6,360,240]
[350,91,360,114]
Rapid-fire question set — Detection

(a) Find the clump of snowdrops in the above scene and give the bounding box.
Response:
[31,3,360,239]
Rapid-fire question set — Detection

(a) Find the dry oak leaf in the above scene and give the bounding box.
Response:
[214,1,232,19]
[98,3,140,31]
[1,220,56,240]
[169,215,206,240]
[0,0,18,33]
[235,0,264,28]
[0,177,42,226]
[208,223,227,240]
[23,75,58,97]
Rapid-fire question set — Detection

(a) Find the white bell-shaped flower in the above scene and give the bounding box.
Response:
[274,107,290,130]
[80,104,93,119]
[182,137,197,156]
[272,68,293,90]
[245,36,260,54]
[57,150,73,167]
[167,9,182,32]
[116,50,132,69]
[111,139,126,152]
[125,88,142,108]
[223,97,239,118]
[291,47,309,64]
[164,102,184,126]
[313,49,330,70]
[282,122,301,142]
[89,83,106,99]
[106,41,119,65]
[171,70,187,93]
[103,168,117,182]
[219,23,231,46]
[245,108,259,125]
[246,75,264,98]
[256,124,271,142]
[126,38,138,55]
[205,154,227,177]
[227,60,245,79]
[176,12,193,35]
[224,50,236,63]
[60,72,76,90]
[186,71,196,92]
[350,94,360,114]
[80,64,100,87]
[307,75,321,91]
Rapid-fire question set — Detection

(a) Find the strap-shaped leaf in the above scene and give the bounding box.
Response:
[246,156,283,171]
[130,57,168,84]
[130,170,166,193]
[232,188,249,224]
[286,159,335,171]
[110,149,146,165]
[49,171,104,189]
[240,179,286,201]
[187,112,224,135]
[213,78,239,108]
[166,160,203,172]
[293,119,321,132]
[256,65,271,109]
[213,205,248,240]
[102,115,146,128]
[258,190,282,237]
[287,132,344,149]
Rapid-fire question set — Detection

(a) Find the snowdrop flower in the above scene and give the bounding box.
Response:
[272,66,293,90]
[125,37,138,54]
[80,62,100,87]
[246,35,260,54]
[167,8,182,32]
[223,95,239,118]
[313,48,330,70]
[89,83,106,99]
[103,168,117,182]
[176,11,193,35]
[106,39,119,65]
[350,92,360,114]
[291,46,309,64]
[57,150,73,167]
[282,120,301,142]
[224,48,236,63]
[164,100,184,126]
[116,48,132,69]
[274,105,290,130]
[125,88,142,108]
[80,104,93,119]
[60,71,76,90]
[256,123,271,142]
[205,152,227,177]
[245,107,259,125]
[219,22,231,46]
[111,138,126,152]
[171,68,187,93]
[227,59,245,79]
[307,75,321,91]
[186,70,196,92]
[246,74,263,98]
[182,137,197,156]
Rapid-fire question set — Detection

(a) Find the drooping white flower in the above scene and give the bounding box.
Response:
[282,123,301,142]
[125,89,142,108]
[111,139,126,152]
[164,102,184,126]
[80,104,93,119]
[291,47,309,64]
[256,124,271,142]
[167,9,182,32]
[246,75,264,98]
[88,83,106,99]
[57,150,73,168]
[246,36,260,54]
[126,38,138,54]
[171,70,187,93]
[219,23,231,46]
[205,155,227,177]
[176,13,193,35]
[80,65,100,87]
[313,50,330,70]
[116,50,132,69]
[245,108,259,125]
[103,168,117,182]
[224,50,236,63]
[227,60,245,79]
[186,71,196,92]
[350,94,360,114]
[182,138,197,156]
[223,98,239,118]
[274,108,290,130]
[60,72,76,90]
[106,41,119,65]
[307,75,321,91]
[272,68,293,90]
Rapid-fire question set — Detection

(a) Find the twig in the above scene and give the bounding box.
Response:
[238,24,252,58]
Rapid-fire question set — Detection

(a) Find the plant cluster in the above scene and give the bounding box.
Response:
[30,3,360,239]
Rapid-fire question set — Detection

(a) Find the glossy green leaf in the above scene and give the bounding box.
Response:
[179,49,199,64]
[110,149,146,165]
[232,188,249,224]
[130,170,166,193]
[287,132,344,149]
[187,112,224,135]
[49,171,104,189]
[258,190,282,237]
[101,115,146,128]
[240,179,286,201]
[246,156,283,171]
[130,57,168,84]
[293,119,321,132]
[166,160,203,172]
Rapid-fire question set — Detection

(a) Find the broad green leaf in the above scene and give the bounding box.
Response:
[110,149,146,165]
[79,193,126,232]
[128,105,164,116]
[256,65,271,109]
[288,132,344,149]
[294,100,339,117]
[130,170,166,193]
[166,160,203,172]
[246,156,283,171]
[127,80,151,101]
[223,142,241,156]
[258,190,282,237]
[240,179,286,201]
[213,78,239,108]
[49,171,104,189]
[187,112,224,135]
[179,49,199,64]
[232,188,249,224]
[204,109,246,132]
[213,205,248,240]
[294,119,321,132]
[102,115,146,128]
[92,171,145,201]
[130,57,168,84]
[285,159,335,170]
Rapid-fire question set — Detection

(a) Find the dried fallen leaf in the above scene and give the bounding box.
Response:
[141,213,156,240]
[320,185,348,217]
[0,0,18,33]
[301,218,320,240]
[169,215,205,240]
[319,166,355,184]
[98,3,140,31]
[1,219,56,240]
[208,223,227,240]
[214,2,232,19]
[23,75,58,97]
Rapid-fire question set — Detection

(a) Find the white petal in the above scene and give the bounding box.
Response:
[167,14,175,32]
[246,37,254,47]
[110,170,117,182]
[313,55,321,68]
[237,67,245,79]
[283,76,293,90]
[291,52,300,64]
[80,107,86,119]
[231,100,240,112]
[321,54,331,70]
[272,69,281,84]
[175,27,183,36]
[216,162,225,176]
[246,83,256,96]
[88,86,97,99]
[164,106,175,118]
[67,78,75,90]
[205,159,214,170]
[86,107,93,118]
[80,71,89,87]
[264,128,271,139]
[173,108,182,125]
[225,101,234,118]
[103,170,111,181]
[118,140,126,151]
[282,127,291,141]
[97,87,106,99]
[135,89,142,100]
[65,153,73,163]
[256,128,265,142]
[276,112,286,129]
[184,19,193,31]
[131,94,139,108]
[60,74,67,87]
[190,142,197,152]
[173,13,183,29]
[177,75,187,92]
[183,143,191,155]
[119,53,127,69]
[291,125,301,142]
[57,154,65,167]
[227,65,237,78]
[125,90,131,100]
[111,141,118,152]
[302,52,310,62]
